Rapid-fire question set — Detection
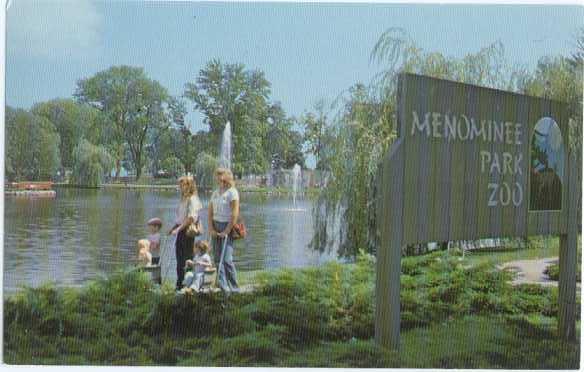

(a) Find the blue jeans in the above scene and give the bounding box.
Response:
[183,271,205,291]
[212,221,239,292]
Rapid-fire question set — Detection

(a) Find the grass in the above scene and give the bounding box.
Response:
[464,236,561,265]
[4,250,580,367]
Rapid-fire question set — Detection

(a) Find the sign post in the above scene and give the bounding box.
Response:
[375,73,580,350]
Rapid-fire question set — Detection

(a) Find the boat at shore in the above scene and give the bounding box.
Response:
[5,181,56,197]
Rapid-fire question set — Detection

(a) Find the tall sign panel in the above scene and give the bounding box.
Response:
[376,73,580,350]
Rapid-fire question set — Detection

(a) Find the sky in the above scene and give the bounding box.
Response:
[7,1,584,167]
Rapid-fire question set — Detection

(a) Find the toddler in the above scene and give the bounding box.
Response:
[137,239,152,266]
[182,240,212,293]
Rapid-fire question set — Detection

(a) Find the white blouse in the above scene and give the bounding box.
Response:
[210,187,239,223]
[175,195,203,225]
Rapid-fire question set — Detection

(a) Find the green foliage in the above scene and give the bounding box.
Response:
[31,99,102,171]
[71,140,113,187]
[184,59,304,176]
[401,316,579,369]
[545,262,582,282]
[265,102,305,169]
[75,65,170,179]
[310,84,396,256]
[4,252,580,367]
[284,340,399,368]
[311,29,584,258]
[160,156,183,178]
[194,152,219,189]
[184,59,271,176]
[5,106,61,182]
[300,100,329,170]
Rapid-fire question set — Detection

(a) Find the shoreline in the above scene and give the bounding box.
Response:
[50,182,317,194]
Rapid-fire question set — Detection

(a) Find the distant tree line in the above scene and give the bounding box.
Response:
[6,61,310,187]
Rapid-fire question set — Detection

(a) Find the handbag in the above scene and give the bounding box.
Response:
[185,198,203,238]
[185,217,203,238]
[230,219,247,240]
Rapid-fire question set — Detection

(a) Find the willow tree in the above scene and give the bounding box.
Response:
[310,85,395,256]
[71,140,113,187]
[311,28,529,257]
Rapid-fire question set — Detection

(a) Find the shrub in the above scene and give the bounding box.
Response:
[284,339,399,368]
[544,262,581,282]
[208,324,287,366]
[3,250,579,368]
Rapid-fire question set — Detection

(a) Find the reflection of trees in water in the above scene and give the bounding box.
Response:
[237,194,268,271]
[4,189,318,291]
[107,190,125,270]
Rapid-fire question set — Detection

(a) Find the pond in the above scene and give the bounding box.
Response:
[4,188,334,293]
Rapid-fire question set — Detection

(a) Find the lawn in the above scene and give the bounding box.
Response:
[463,236,561,265]
[4,250,580,368]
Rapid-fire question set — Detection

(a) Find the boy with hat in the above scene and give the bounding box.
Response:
[147,217,163,265]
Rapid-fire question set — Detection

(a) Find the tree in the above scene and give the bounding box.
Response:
[6,107,61,182]
[75,66,170,180]
[31,99,102,173]
[310,85,395,256]
[71,140,113,187]
[311,29,532,257]
[265,103,305,170]
[184,59,271,176]
[160,156,183,178]
[194,152,219,189]
[300,100,328,170]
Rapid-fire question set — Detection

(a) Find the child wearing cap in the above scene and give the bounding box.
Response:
[147,218,163,265]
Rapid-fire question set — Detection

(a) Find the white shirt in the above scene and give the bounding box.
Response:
[175,195,203,225]
[193,252,212,274]
[210,187,239,223]
[148,233,161,258]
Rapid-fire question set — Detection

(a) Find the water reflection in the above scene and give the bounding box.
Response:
[4,189,332,293]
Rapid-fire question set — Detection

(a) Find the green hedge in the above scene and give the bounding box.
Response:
[4,251,579,367]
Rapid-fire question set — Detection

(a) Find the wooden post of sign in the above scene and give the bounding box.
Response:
[375,141,404,350]
[558,152,579,341]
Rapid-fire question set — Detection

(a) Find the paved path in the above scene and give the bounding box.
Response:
[499,257,559,286]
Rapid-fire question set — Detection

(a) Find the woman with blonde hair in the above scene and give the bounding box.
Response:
[169,175,203,290]
[208,168,240,293]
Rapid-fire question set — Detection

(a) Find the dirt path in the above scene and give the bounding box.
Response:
[499,257,559,286]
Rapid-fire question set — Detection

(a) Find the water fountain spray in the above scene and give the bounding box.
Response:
[220,121,232,170]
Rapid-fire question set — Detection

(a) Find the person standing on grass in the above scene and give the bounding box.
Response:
[208,168,240,293]
[169,175,203,291]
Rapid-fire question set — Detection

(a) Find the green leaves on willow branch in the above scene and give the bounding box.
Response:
[310,28,584,257]
[71,140,113,187]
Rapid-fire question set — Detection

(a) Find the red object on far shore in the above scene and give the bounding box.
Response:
[10,182,53,191]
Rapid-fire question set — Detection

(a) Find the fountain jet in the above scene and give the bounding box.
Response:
[220,121,232,170]
[292,163,302,209]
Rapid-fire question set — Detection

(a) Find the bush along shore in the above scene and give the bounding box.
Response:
[4,251,580,367]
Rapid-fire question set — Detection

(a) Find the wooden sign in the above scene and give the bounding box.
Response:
[375,73,580,350]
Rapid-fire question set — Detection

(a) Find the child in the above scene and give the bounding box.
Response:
[137,239,152,266]
[182,240,212,293]
[147,218,163,265]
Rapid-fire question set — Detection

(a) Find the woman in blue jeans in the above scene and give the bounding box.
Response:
[208,168,240,293]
